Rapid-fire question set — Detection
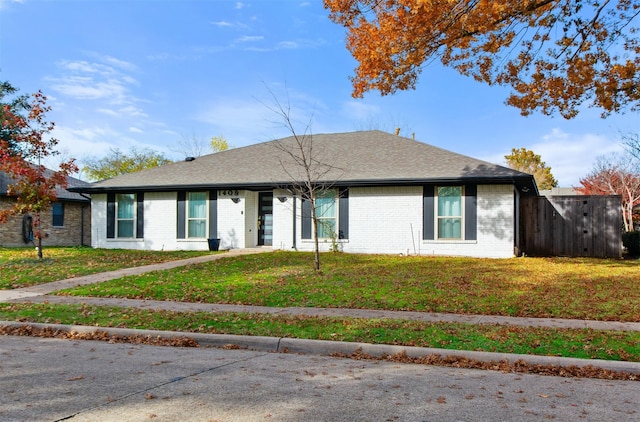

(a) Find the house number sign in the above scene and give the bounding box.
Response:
[219,190,241,197]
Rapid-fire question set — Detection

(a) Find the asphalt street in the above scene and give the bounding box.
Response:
[1,335,638,422]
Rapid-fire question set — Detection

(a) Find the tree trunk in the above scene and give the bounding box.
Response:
[35,212,43,260]
[310,195,321,271]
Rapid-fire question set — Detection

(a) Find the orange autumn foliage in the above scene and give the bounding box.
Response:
[325,0,640,118]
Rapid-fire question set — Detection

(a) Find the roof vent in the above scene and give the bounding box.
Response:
[185,156,196,162]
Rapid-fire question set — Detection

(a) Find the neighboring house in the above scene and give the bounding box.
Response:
[0,171,91,247]
[71,131,537,258]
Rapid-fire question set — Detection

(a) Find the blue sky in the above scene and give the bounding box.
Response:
[0,0,636,186]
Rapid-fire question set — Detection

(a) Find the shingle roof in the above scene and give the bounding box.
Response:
[74,131,538,195]
[0,170,90,202]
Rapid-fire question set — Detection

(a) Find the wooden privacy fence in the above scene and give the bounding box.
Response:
[520,195,621,258]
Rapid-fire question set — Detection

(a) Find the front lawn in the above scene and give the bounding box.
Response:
[0,247,212,289]
[58,252,640,322]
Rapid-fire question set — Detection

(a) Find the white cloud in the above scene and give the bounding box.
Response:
[101,55,138,72]
[340,101,380,121]
[129,127,143,134]
[530,128,623,187]
[236,35,264,42]
[195,89,329,147]
[0,0,23,10]
[278,41,298,49]
[119,105,147,118]
[48,59,139,106]
[211,20,232,27]
[481,128,625,187]
[195,99,284,146]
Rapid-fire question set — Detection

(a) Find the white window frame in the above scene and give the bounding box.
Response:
[435,186,464,240]
[116,193,136,239]
[187,191,208,239]
[315,189,338,240]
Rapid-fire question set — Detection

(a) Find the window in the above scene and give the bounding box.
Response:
[187,192,207,238]
[116,193,136,238]
[52,203,64,227]
[437,186,463,239]
[315,190,337,239]
[302,188,349,241]
[107,192,143,239]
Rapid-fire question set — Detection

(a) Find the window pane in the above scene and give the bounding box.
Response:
[315,191,337,238]
[317,219,336,239]
[117,220,134,238]
[437,186,462,217]
[52,203,64,227]
[187,192,207,238]
[188,192,207,218]
[117,194,135,218]
[315,192,336,218]
[188,220,206,238]
[116,194,135,238]
[438,218,462,239]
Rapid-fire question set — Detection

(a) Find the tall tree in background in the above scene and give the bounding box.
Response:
[83,147,172,181]
[505,147,558,190]
[576,153,640,232]
[210,135,231,153]
[0,89,78,259]
[325,0,640,118]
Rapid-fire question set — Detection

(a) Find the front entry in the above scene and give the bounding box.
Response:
[258,192,273,246]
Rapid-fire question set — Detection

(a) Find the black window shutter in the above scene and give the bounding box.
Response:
[464,184,477,241]
[423,185,434,240]
[136,193,144,239]
[177,191,186,239]
[107,193,116,239]
[301,198,312,239]
[338,188,349,239]
[208,190,218,239]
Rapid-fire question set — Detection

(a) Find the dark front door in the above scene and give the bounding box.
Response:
[258,192,273,246]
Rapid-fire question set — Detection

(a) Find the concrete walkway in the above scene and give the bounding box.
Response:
[2,248,639,375]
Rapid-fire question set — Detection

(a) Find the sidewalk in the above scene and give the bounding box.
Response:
[2,248,639,375]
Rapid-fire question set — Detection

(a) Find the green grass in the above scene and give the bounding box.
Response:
[0,247,213,289]
[1,302,638,362]
[59,251,640,322]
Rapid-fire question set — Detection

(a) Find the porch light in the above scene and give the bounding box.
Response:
[231,197,241,203]
[277,196,288,203]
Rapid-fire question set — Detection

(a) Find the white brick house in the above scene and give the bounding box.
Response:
[72,131,538,258]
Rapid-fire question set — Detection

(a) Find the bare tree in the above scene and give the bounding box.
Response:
[576,153,640,232]
[623,132,640,163]
[263,88,343,271]
[171,132,232,159]
[171,132,209,159]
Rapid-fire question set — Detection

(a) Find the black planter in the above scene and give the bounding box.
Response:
[207,238,221,251]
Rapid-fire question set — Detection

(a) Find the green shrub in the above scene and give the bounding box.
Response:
[622,231,640,257]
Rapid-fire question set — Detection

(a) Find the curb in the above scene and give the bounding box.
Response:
[2,320,639,375]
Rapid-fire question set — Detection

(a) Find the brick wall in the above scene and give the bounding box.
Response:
[0,197,91,247]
